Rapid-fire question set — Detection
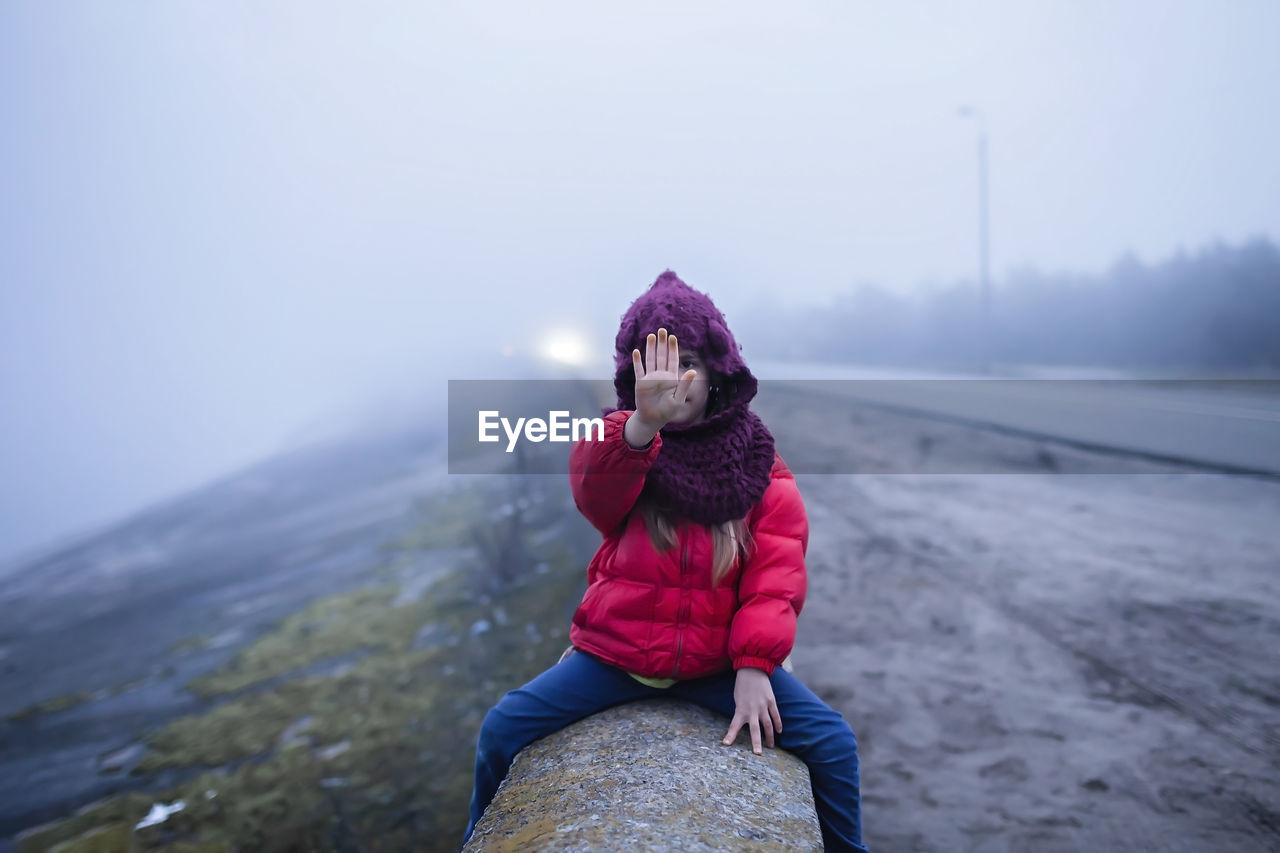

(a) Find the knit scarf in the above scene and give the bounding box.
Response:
[604,401,776,527]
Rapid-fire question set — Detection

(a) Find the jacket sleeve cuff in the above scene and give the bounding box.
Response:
[619,412,662,457]
[733,655,778,675]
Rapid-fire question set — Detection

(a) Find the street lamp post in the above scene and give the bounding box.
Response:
[958,105,991,374]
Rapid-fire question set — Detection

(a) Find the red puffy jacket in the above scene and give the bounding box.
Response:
[567,409,808,679]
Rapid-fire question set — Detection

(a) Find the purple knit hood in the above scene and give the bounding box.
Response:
[610,270,759,416]
[604,271,775,526]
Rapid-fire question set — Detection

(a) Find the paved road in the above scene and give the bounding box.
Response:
[754,361,1280,476]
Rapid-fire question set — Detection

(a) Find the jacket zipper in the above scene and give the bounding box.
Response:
[673,539,688,679]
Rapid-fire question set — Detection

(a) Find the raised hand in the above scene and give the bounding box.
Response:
[631,327,697,432]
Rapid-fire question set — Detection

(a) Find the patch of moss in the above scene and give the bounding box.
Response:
[6,691,94,723]
[188,586,426,698]
[168,636,211,655]
[383,486,488,553]
[136,681,330,773]
[16,794,154,853]
[46,823,137,853]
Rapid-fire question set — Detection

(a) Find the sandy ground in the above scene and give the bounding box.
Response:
[752,389,1280,852]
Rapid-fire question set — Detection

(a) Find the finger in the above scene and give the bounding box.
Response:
[675,369,696,404]
[762,711,775,749]
[769,701,783,736]
[749,717,762,755]
[667,332,679,376]
[723,714,744,746]
[632,348,643,379]
[646,333,657,379]
[656,328,668,372]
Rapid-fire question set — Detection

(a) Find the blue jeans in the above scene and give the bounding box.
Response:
[463,651,869,852]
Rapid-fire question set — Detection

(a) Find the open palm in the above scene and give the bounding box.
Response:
[632,327,697,429]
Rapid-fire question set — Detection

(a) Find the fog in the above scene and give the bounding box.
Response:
[2,0,1278,566]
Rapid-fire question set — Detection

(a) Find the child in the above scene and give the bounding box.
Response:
[463,271,869,852]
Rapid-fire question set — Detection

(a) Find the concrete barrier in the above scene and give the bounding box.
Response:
[463,698,822,851]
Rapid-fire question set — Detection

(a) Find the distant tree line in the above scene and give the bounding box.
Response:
[740,237,1280,373]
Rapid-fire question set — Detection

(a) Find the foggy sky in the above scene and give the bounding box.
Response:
[2,0,1278,568]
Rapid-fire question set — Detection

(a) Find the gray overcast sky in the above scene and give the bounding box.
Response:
[2,1,1278,568]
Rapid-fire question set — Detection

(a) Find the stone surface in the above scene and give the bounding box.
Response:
[463,698,822,852]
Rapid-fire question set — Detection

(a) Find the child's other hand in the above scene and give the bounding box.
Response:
[723,667,782,755]
[631,327,697,430]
